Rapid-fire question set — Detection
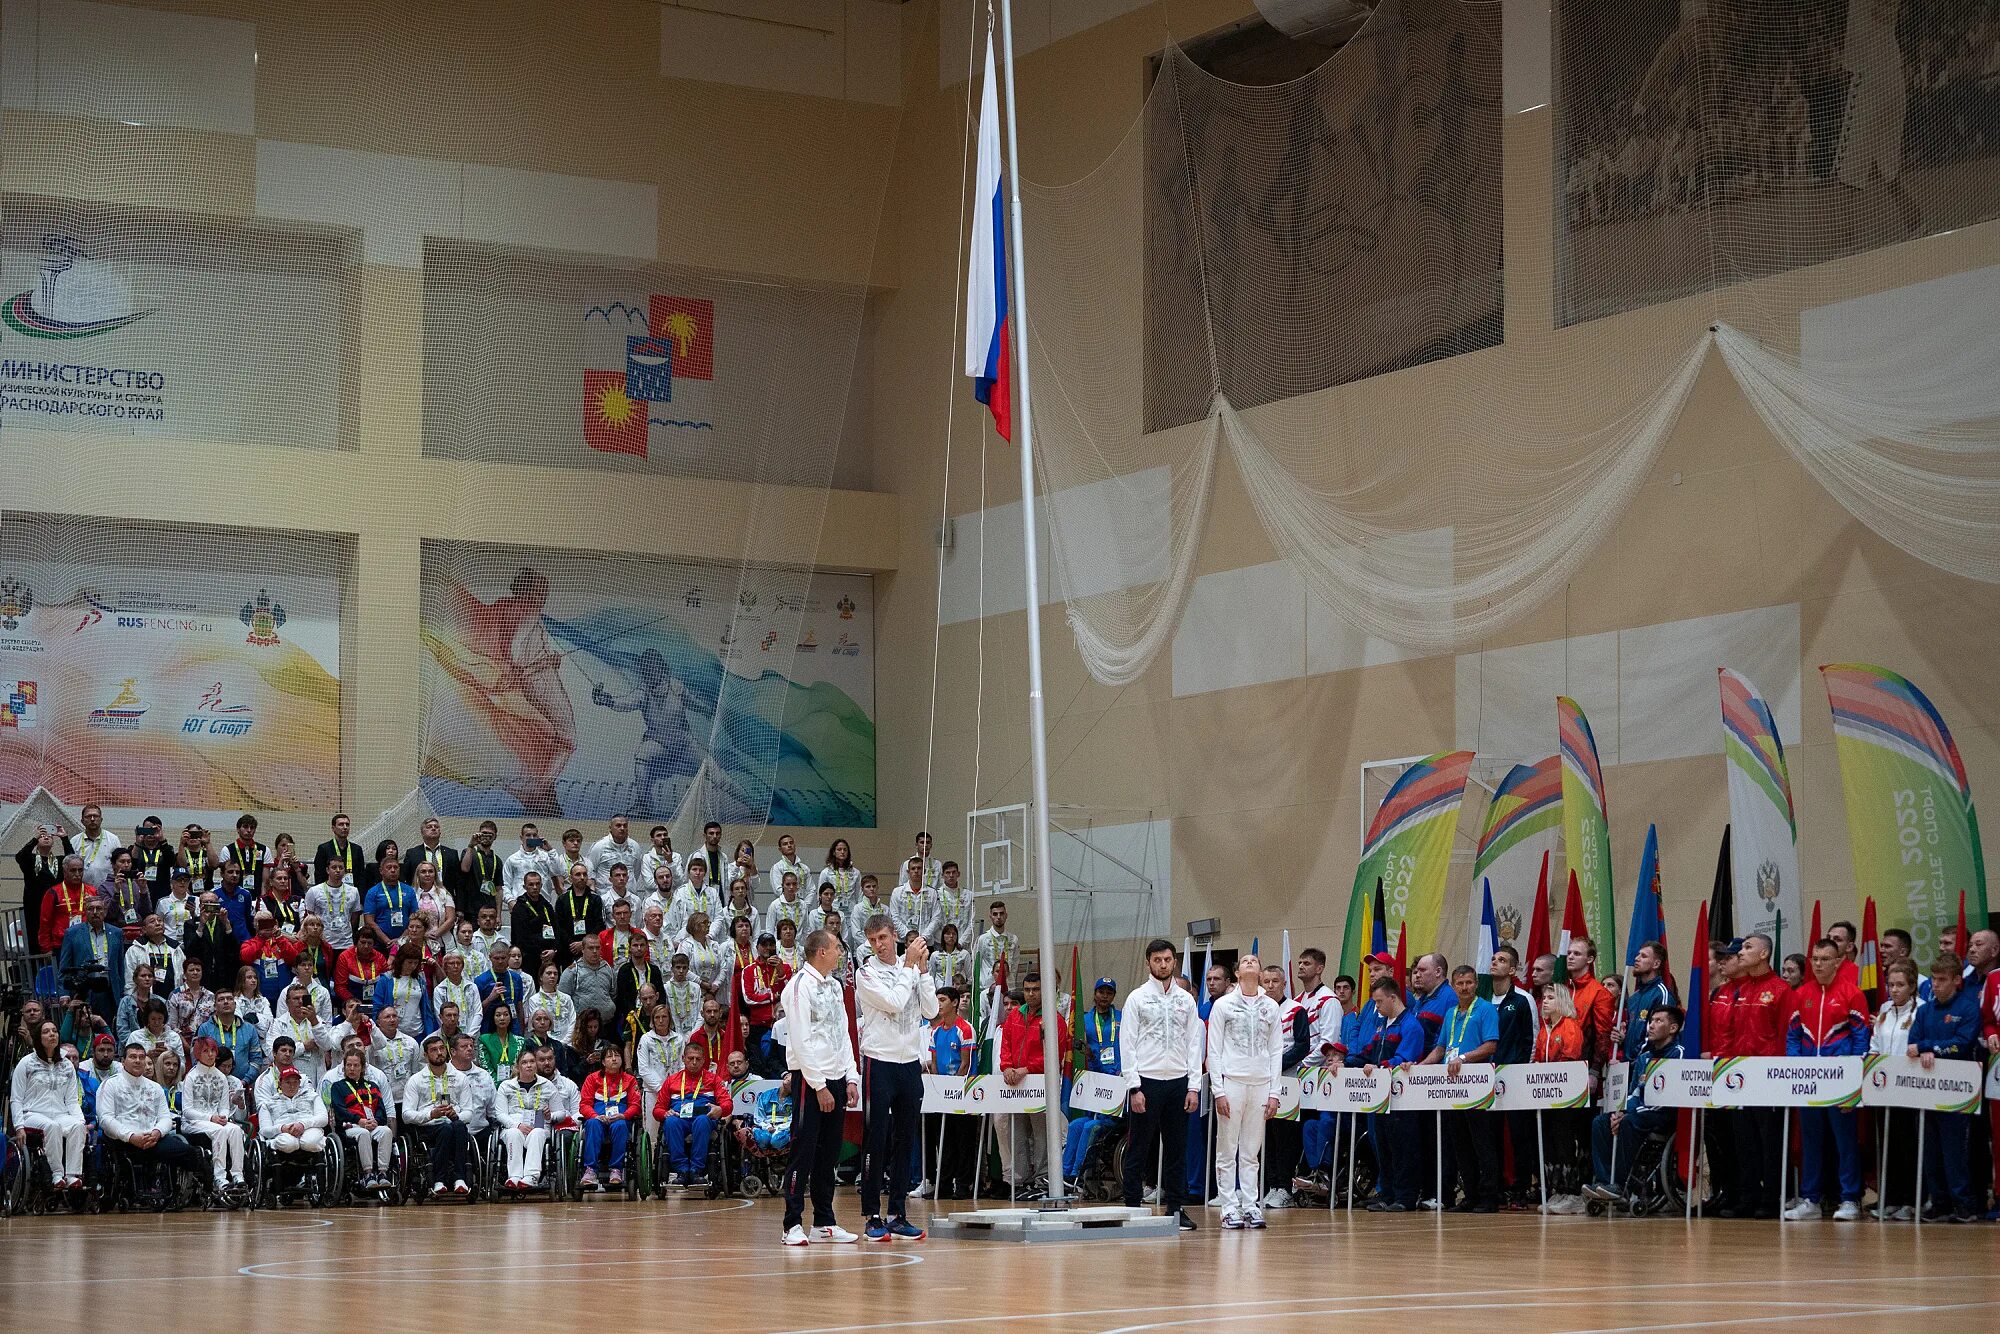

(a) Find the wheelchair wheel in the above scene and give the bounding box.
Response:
[383,1138,408,1206]
[247,1138,269,1209]
[3,1139,32,1217]
[740,1171,764,1198]
[317,1134,346,1207]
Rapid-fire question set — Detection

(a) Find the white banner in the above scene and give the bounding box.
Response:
[1643,1058,1714,1108]
[1273,1074,1300,1119]
[921,1072,1049,1115]
[1491,1062,1592,1112]
[1603,1062,1629,1111]
[1863,1053,1984,1113]
[1708,1056,1861,1109]
[1719,668,1801,945]
[1390,1063,1496,1112]
[1299,1066,1392,1114]
[1069,1071,1126,1116]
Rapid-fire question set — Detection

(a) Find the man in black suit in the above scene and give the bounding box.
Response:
[314,811,374,892]
[400,815,458,902]
[183,891,241,990]
[129,817,176,904]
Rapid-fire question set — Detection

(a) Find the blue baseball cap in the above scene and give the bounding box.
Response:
[1093,977,1117,992]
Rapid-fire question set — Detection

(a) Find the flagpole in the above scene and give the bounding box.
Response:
[993,0,1067,1203]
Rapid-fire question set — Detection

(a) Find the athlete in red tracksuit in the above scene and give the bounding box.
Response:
[1785,947,1871,1215]
[1980,969,2000,1216]
[1728,943,1795,1218]
[737,942,789,1078]
[1702,947,1741,1210]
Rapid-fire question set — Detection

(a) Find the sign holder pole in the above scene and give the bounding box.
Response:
[1326,1105,1339,1216]
[1535,1109,1547,1214]
[921,1115,933,1222]
[1686,1107,1698,1221]
[1346,1112,1358,1214]
[1776,1105,1789,1219]
[1878,1108,1891,1227]
[970,1113,988,1210]
[1434,1110,1443,1214]
[1913,1115,1925,1227]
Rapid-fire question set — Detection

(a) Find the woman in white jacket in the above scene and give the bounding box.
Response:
[259,1064,327,1155]
[9,1020,87,1189]
[495,1051,553,1190]
[1869,957,1925,1220]
[180,1035,248,1194]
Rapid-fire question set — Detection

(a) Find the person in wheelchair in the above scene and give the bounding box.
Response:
[402,1033,473,1197]
[181,1036,249,1201]
[10,1018,89,1192]
[330,1048,396,1192]
[1583,1004,1685,1208]
[734,1076,794,1188]
[259,1064,330,1190]
[496,1051,556,1192]
[98,1039,204,1188]
[654,1042,731,1188]
[578,1044,641,1190]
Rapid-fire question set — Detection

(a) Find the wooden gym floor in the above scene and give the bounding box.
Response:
[2,1197,1994,1332]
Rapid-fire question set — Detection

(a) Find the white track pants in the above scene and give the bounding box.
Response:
[266,1127,326,1153]
[186,1120,246,1180]
[503,1125,548,1182]
[344,1124,394,1170]
[1214,1077,1271,1210]
[19,1113,86,1178]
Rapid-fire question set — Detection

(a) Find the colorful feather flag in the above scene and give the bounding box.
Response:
[1558,697,1616,958]
[1858,897,1880,1001]
[1339,750,1477,977]
[1719,668,1800,944]
[1473,757,1561,971]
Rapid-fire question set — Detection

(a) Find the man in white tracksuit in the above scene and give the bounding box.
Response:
[98,1041,204,1176]
[855,912,938,1240]
[1207,955,1283,1229]
[780,929,861,1246]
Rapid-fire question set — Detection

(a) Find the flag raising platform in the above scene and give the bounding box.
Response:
[928,1204,1181,1244]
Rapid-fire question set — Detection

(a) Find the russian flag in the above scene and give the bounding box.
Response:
[965,34,1011,441]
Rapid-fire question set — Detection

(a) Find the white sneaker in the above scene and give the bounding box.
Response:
[815,1224,859,1244]
[1246,1207,1266,1229]
[1262,1188,1292,1209]
[1782,1199,1819,1221]
[1142,1186,1161,1205]
[1208,1193,1231,1208]
[1833,1201,1861,1221]
[1221,1207,1244,1229]
[783,1224,811,1247]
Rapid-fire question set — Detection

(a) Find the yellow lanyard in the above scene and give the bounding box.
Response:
[1447,1004,1476,1053]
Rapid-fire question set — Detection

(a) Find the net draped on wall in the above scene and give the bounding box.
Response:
[1021,0,2000,686]
[0,0,894,843]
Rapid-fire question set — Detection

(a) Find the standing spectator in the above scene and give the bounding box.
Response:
[57,892,125,1030]
[1871,958,1924,1220]
[854,912,937,1240]
[1785,938,1871,1220]
[183,894,239,994]
[457,820,505,923]
[72,803,122,888]
[363,856,415,947]
[1354,977,1428,1212]
[38,854,95,954]
[313,812,366,891]
[166,957,215,1054]
[779,928,861,1245]
[1909,951,1981,1222]
[401,816,458,901]
[17,821,74,952]
[1425,964,1501,1213]
[559,932,616,1030]
[1120,939,1202,1230]
[221,814,267,893]
[303,856,362,954]
[240,911,300,1008]
[1730,934,1794,1219]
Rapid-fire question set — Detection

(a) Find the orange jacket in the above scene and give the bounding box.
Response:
[1532,1017,1584,1062]
[1569,971,1616,1067]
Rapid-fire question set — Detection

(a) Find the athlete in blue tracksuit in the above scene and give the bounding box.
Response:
[1906,963,1981,1219]
[1619,954,1677,1062]
[1352,979,1426,1210]
[1063,983,1121,1183]
[1588,1005,1684,1198]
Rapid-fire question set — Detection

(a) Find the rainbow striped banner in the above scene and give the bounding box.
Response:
[1340,750,1476,978]
[1822,664,1986,968]
[1558,697,1615,955]
[1719,668,1800,944]
[1471,756,1560,961]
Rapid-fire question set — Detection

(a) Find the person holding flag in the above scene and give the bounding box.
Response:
[1615,941,1675,1062]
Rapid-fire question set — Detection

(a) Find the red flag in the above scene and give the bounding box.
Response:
[1955,890,1968,960]
[1808,899,1822,952]
[1393,925,1408,991]
[1677,899,1710,1184]
[1557,869,1587,981]
[582,370,647,457]
[1858,897,1880,1002]
[842,969,864,1150]
[1524,850,1552,980]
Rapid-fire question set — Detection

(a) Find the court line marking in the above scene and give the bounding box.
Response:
[1091,1299,1977,1334]
[761,1274,1997,1334]
[241,1250,926,1282]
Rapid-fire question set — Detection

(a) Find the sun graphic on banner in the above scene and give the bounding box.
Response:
[595,380,638,426]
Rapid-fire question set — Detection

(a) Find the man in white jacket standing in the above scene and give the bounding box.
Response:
[779,928,861,1246]
[855,913,938,1241]
[1121,939,1203,1231]
[1207,955,1283,1229]
[99,1040,204,1178]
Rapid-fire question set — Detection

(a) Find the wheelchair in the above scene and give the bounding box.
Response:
[653,1112,729,1198]
[396,1123,492,1204]
[485,1124,580,1202]
[4,1128,97,1217]
[733,1121,790,1199]
[327,1123,407,1206]
[1584,1126,1686,1216]
[571,1117,650,1199]
[1068,1123,1126,1203]
[248,1129,341,1209]
[101,1136,210,1213]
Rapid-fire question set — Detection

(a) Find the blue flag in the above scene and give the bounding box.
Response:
[1625,824,1667,968]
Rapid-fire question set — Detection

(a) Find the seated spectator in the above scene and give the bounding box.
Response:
[742,1078,795,1157]
[558,933,615,1033]
[289,951,335,1025]
[259,1063,328,1159]
[654,1043,731,1189]
[536,1044,580,1141]
[495,1051,554,1191]
[329,1046,395,1191]
[116,962,162,1043]
[130,997,185,1065]
[240,910,301,1007]
[402,1033,471,1198]
[1586,1004,1685,1205]
[231,964,274,1033]
[180,1035,248,1197]
[10,1018,88,1190]
[97,1040,202,1179]
[480,1003,524,1077]
[578,1043,642,1192]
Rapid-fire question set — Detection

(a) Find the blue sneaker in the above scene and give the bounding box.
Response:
[865,1217,891,1242]
[888,1218,926,1241]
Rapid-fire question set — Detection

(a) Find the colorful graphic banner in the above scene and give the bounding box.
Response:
[1,199,351,447]
[1719,667,1800,944]
[422,238,864,478]
[0,539,341,811]
[1822,664,1987,968]
[419,544,874,827]
[1471,756,1559,963]
[1558,696,1615,953]
[1340,750,1476,977]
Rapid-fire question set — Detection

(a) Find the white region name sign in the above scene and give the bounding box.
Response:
[1863,1054,1983,1113]
[1390,1064,1495,1111]
[1491,1062,1591,1112]
[1069,1071,1126,1116]
[1298,1066,1391,1114]
[921,1073,1046,1115]
[1709,1057,1861,1109]
[1644,1058,1714,1108]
